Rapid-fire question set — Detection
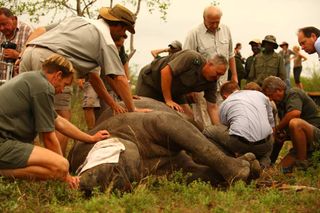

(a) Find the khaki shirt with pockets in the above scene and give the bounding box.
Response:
[248,52,286,85]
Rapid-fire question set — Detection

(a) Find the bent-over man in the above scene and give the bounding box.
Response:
[203,81,274,167]
[136,49,228,124]
[262,76,320,172]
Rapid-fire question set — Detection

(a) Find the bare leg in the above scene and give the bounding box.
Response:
[56,109,71,156]
[280,118,314,168]
[0,146,69,180]
[83,107,96,130]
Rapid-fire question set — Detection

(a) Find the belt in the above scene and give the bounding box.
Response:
[231,135,268,145]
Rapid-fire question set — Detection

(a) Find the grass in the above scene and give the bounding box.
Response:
[1,70,320,212]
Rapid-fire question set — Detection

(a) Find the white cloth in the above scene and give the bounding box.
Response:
[77,138,126,175]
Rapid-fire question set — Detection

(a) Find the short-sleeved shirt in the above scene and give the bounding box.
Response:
[183,23,234,85]
[138,49,217,103]
[315,37,320,61]
[219,90,274,142]
[0,20,33,53]
[277,88,320,128]
[28,16,124,78]
[248,51,286,85]
[0,71,57,143]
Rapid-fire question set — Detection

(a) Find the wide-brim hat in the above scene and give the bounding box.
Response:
[99,4,136,34]
[168,40,182,50]
[262,35,278,49]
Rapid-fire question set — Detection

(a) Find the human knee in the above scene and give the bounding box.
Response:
[289,118,304,131]
[49,157,69,179]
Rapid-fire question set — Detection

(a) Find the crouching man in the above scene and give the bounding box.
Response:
[0,54,110,189]
[203,81,274,168]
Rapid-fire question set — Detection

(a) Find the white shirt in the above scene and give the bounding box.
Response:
[219,90,274,142]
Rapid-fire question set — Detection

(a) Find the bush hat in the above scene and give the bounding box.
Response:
[262,35,278,49]
[168,40,182,50]
[99,4,136,34]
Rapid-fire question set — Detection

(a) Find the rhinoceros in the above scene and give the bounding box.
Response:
[68,97,259,192]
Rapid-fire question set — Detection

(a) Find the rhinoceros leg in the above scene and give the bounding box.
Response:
[79,139,142,193]
[144,112,250,183]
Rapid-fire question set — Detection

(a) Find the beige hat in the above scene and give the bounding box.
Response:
[99,4,136,34]
[249,39,261,45]
[262,35,278,49]
[168,40,182,50]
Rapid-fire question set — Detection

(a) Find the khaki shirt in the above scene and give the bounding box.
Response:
[248,52,286,85]
[183,23,234,85]
[29,17,124,78]
[138,50,217,104]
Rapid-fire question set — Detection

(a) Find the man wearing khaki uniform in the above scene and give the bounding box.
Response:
[248,35,286,86]
[183,6,237,127]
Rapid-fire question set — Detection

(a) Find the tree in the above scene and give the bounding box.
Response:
[2,0,170,54]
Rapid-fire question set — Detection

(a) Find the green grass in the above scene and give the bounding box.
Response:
[2,69,320,212]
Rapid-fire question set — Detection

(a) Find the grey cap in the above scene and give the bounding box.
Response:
[168,40,182,50]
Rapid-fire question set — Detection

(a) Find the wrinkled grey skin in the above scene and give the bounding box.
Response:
[68,98,255,192]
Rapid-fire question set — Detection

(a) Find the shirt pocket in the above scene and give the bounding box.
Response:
[217,40,229,57]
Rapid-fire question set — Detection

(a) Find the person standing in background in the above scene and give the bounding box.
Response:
[279,42,295,87]
[183,5,237,126]
[151,40,182,59]
[248,35,286,86]
[231,42,245,86]
[244,39,261,82]
[292,45,307,89]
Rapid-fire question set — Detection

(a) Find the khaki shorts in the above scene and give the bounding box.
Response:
[0,139,34,169]
[82,81,100,108]
[54,86,72,111]
[312,126,320,150]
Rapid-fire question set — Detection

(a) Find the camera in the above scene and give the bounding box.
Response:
[1,41,17,50]
[1,41,17,63]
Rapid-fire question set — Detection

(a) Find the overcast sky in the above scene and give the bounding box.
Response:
[23,0,320,76]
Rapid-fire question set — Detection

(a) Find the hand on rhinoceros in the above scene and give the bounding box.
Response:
[65,174,80,190]
[165,100,184,113]
[91,130,111,142]
[112,103,127,115]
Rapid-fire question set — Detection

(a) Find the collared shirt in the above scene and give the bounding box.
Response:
[277,88,320,128]
[0,20,33,53]
[28,16,124,78]
[183,23,234,85]
[315,36,320,61]
[219,90,274,142]
[0,71,57,143]
[139,50,217,104]
[248,51,286,85]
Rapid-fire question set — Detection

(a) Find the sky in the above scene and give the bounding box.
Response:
[21,0,320,76]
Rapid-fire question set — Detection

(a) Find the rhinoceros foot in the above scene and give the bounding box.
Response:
[237,152,261,180]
